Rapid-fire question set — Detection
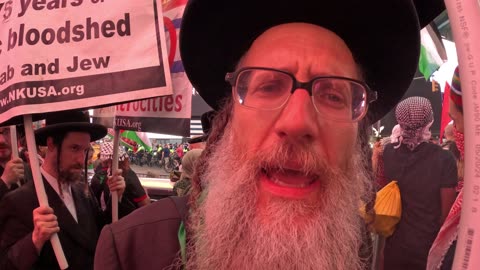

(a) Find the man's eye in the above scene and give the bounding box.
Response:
[316,92,346,107]
[250,80,286,95]
[256,82,280,93]
[324,93,344,103]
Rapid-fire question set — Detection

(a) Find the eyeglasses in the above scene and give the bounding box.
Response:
[225,67,377,122]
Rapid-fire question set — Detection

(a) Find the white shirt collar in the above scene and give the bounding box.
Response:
[40,166,78,222]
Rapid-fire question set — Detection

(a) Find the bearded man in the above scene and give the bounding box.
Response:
[0,110,127,270]
[94,0,446,269]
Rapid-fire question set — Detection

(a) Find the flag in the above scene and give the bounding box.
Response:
[106,129,152,151]
[419,24,447,80]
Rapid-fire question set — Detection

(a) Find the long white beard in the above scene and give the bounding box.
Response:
[186,125,371,270]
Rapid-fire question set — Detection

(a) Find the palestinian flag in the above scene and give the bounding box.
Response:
[106,129,152,152]
[419,24,447,80]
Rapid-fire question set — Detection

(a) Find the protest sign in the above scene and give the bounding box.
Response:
[0,0,172,124]
[93,0,192,137]
[0,1,172,268]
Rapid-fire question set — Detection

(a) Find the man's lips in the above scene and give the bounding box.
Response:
[260,168,320,198]
[264,168,316,188]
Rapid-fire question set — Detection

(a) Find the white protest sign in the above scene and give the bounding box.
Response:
[0,0,172,123]
[114,88,191,136]
[94,0,192,137]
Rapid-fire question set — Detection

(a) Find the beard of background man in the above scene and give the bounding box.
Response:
[186,120,372,270]
[58,161,84,185]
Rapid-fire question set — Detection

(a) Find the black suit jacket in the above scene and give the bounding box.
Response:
[0,177,106,270]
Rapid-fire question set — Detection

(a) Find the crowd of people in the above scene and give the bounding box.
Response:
[0,0,469,269]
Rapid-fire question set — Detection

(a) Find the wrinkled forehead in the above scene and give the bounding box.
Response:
[240,23,358,77]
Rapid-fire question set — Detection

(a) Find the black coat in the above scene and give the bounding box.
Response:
[0,177,106,270]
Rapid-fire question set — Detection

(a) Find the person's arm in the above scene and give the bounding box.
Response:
[439,151,460,224]
[136,198,150,207]
[0,200,58,270]
[440,187,457,224]
[1,232,39,270]
[94,225,122,270]
[127,170,150,208]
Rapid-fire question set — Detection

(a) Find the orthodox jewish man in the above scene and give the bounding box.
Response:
[95,0,447,269]
[0,110,127,270]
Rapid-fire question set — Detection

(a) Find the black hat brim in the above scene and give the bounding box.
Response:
[180,0,444,124]
[35,123,107,146]
[188,135,207,144]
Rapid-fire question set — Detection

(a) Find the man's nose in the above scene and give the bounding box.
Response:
[76,152,87,163]
[273,89,319,143]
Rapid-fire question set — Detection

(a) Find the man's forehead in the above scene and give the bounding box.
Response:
[241,22,357,78]
[63,131,91,144]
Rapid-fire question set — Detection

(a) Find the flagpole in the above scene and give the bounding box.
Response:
[444,0,480,269]
[23,115,68,269]
[8,125,22,187]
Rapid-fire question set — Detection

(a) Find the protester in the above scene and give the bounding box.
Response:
[441,123,460,160]
[372,124,401,190]
[0,126,31,200]
[94,1,446,269]
[175,144,184,159]
[0,110,127,270]
[381,97,457,270]
[161,144,170,164]
[91,141,150,218]
[427,67,465,270]
[173,149,203,197]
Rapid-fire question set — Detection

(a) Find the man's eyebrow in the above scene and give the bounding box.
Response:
[70,143,89,149]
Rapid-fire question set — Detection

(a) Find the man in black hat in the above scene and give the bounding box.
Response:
[0,126,30,200]
[0,110,127,270]
[95,1,446,269]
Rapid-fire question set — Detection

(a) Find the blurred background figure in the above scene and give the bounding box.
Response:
[441,122,460,161]
[0,126,30,200]
[372,124,401,190]
[381,97,457,270]
[91,141,150,218]
[173,149,203,197]
[427,66,465,270]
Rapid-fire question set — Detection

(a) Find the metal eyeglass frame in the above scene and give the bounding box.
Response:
[225,67,378,122]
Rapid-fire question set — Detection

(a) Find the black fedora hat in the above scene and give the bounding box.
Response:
[180,0,445,124]
[35,110,107,146]
[188,110,216,144]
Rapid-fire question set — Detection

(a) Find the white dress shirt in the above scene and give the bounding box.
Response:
[41,167,78,223]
